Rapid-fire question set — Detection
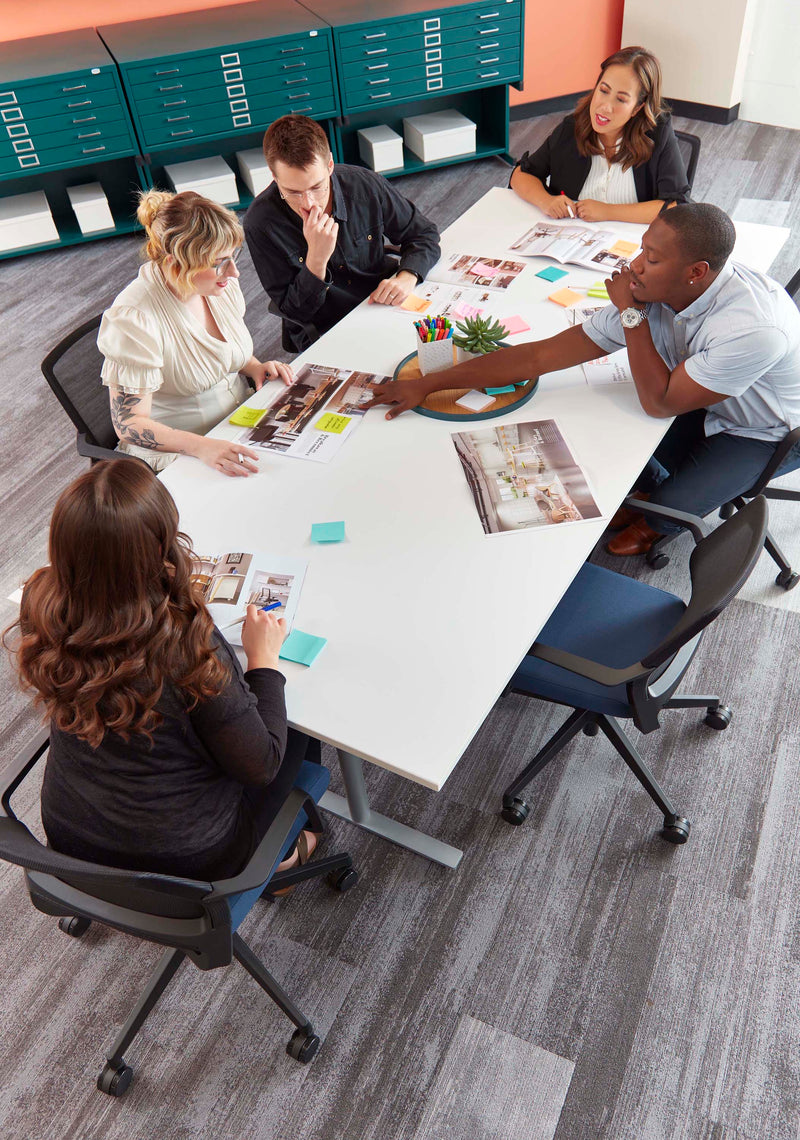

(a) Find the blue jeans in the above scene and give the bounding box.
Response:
[636,410,796,535]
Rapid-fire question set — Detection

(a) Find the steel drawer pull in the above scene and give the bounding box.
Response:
[159,84,183,92]
[163,99,187,107]
[280,46,303,53]
[479,27,500,34]
[284,77,308,85]
[479,71,500,78]
[292,106,312,113]
[479,11,500,16]
[479,57,500,64]
[370,92,391,99]
[364,32,387,39]
[365,48,387,55]
[170,129,194,136]
[367,63,389,70]
[287,91,311,99]
[368,78,390,85]
[77,130,102,138]
[62,84,87,92]
[67,100,92,108]
[72,115,97,123]
[167,115,190,122]
[82,145,106,153]
[155,69,180,76]
[282,62,306,70]
[481,42,500,49]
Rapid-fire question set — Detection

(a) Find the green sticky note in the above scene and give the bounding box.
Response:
[311,520,345,543]
[228,405,267,427]
[486,385,516,395]
[536,266,568,282]
[315,412,352,434]
[279,629,327,667]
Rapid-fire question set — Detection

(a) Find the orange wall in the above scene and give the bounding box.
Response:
[1,0,625,106]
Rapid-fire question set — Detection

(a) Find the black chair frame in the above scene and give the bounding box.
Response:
[0,730,357,1097]
[674,130,701,192]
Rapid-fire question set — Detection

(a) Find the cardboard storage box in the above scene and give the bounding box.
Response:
[357,125,404,173]
[164,156,239,207]
[235,148,273,197]
[403,110,476,164]
[0,190,59,252]
[66,182,115,235]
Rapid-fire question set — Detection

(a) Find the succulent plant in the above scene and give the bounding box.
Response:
[452,315,509,354]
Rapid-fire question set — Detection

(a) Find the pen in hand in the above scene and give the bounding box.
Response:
[560,191,575,219]
[222,600,282,629]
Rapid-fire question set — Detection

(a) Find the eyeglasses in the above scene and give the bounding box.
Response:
[212,248,243,276]
[278,177,330,202]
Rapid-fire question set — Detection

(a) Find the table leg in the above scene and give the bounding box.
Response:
[319,750,463,869]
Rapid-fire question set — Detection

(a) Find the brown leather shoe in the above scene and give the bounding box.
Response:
[607,517,662,556]
[608,491,651,531]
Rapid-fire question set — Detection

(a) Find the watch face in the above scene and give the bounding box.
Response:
[621,307,644,329]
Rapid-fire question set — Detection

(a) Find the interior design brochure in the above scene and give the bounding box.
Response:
[509,221,640,271]
[234,363,391,463]
[401,280,498,320]
[429,253,527,292]
[452,419,602,535]
[191,550,307,646]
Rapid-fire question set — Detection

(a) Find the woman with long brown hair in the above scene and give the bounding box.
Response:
[7,459,319,880]
[511,46,690,224]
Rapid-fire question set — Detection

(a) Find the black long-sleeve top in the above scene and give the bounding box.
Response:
[244,163,440,352]
[41,632,287,879]
[514,114,691,204]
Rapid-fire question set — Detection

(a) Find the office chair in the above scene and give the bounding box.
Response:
[0,729,358,1098]
[644,427,800,589]
[41,314,127,463]
[674,130,701,192]
[500,497,768,844]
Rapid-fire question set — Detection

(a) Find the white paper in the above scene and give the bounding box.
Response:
[455,390,497,412]
[581,350,632,386]
[191,551,307,646]
[429,253,527,292]
[509,220,639,272]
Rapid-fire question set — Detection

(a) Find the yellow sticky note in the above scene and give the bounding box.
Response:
[609,239,638,257]
[401,293,430,313]
[315,412,352,434]
[228,406,267,427]
[548,287,583,308]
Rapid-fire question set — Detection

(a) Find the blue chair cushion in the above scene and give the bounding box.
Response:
[227,760,330,931]
[511,563,686,718]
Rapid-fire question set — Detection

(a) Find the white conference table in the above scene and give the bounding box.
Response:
[160,188,787,868]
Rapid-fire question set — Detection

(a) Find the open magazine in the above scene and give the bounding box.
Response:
[451,419,602,536]
[233,364,391,464]
[427,253,527,292]
[567,302,633,386]
[509,221,639,271]
[191,551,307,646]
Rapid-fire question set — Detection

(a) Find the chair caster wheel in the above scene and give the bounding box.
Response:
[704,704,732,730]
[719,503,736,520]
[501,797,529,826]
[97,1061,133,1097]
[59,915,91,938]
[328,867,359,893]
[661,815,691,845]
[776,568,800,590]
[287,1027,320,1064]
[583,722,599,736]
[646,551,670,569]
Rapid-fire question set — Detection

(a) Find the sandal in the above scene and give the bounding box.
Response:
[268,829,319,898]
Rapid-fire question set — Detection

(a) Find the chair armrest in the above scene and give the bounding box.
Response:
[624,498,709,543]
[204,786,309,900]
[0,728,50,818]
[753,426,800,488]
[529,642,645,687]
[76,434,138,464]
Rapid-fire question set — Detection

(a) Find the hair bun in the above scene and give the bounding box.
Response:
[136,189,174,231]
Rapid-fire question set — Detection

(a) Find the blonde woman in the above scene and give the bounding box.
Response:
[99,190,294,475]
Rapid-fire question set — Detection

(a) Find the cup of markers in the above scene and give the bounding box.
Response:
[415,315,456,375]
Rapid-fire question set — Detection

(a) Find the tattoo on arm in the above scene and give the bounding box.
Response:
[110,393,161,451]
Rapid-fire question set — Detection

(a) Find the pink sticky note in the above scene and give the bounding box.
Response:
[454,304,486,320]
[471,261,498,278]
[500,315,530,335]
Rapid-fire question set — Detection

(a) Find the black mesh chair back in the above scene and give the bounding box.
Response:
[674,130,701,191]
[41,315,121,461]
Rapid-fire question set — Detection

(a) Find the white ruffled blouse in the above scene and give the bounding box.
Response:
[578,153,639,204]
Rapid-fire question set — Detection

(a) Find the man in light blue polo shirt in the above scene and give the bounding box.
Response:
[368,202,800,555]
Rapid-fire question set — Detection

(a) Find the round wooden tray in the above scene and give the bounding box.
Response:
[393,350,539,422]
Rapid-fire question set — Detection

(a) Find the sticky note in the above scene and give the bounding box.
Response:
[536,266,568,282]
[455,390,496,412]
[486,385,516,395]
[514,381,529,387]
[587,281,609,299]
[453,303,486,320]
[311,520,345,543]
[609,239,638,257]
[279,629,327,667]
[228,406,267,427]
[500,315,530,335]
[401,293,430,313]
[471,261,498,278]
[548,287,583,307]
[315,412,351,434]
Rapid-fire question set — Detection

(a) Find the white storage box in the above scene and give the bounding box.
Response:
[357,125,404,173]
[66,182,115,235]
[403,109,476,164]
[164,156,239,207]
[235,148,273,197]
[0,190,59,252]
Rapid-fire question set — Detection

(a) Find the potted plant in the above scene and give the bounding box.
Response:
[452,315,509,363]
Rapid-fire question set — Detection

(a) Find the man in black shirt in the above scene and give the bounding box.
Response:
[244,114,440,352]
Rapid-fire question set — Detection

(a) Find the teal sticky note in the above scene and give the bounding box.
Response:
[514,381,529,387]
[486,385,516,395]
[279,629,327,667]
[311,520,345,543]
[536,266,568,282]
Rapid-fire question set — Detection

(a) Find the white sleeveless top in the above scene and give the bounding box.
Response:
[578,154,638,204]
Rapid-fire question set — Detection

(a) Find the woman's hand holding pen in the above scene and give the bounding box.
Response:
[575,199,610,222]
[543,192,576,219]
[241,604,287,671]
[192,436,261,477]
[246,358,295,390]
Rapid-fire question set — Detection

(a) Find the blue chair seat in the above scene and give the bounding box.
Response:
[228,760,330,930]
[511,563,686,718]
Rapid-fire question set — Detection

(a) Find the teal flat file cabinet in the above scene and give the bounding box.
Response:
[0,29,143,259]
[99,0,340,209]
[303,0,525,176]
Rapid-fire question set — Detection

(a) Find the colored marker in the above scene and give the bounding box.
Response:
[561,191,575,219]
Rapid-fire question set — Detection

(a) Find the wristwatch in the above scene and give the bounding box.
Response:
[620,306,647,329]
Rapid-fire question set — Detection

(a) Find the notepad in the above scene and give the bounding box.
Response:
[536,266,568,283]
[548,287,583,307]
[228,406,267,427]
[471,261,498,278]
[587,281,610,300]
[315,412,351,434]
[401,293,430,313]
[500,315,530,335]
[486,385,516,396]
[311,521,345,543]
[455,390,496,412]
[279,629,327,667]
[609,239,639,257]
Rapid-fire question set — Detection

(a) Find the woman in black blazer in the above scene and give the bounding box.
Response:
[511,46,691,224]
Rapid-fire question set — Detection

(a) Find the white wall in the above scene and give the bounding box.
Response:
[739,0,800,129]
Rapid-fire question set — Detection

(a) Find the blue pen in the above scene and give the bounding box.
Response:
[223,600,282,629]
